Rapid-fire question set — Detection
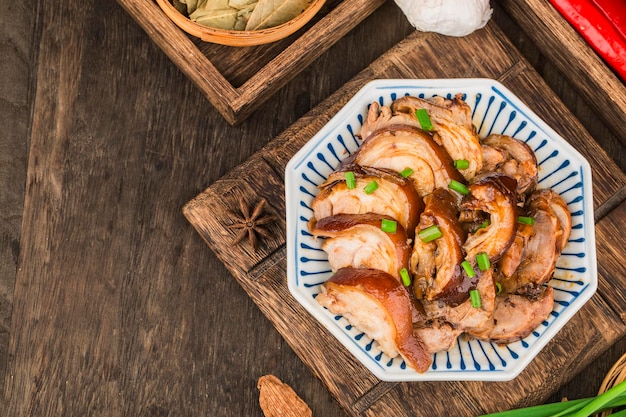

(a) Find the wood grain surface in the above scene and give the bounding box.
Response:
[1,0,625,416]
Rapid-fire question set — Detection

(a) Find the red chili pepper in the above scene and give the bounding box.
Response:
[590,0,626,44]
[549,0,626,82]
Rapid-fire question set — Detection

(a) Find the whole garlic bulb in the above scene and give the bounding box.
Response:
[394,0,493,37]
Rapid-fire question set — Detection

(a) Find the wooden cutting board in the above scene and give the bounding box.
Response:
[183,21,626,416]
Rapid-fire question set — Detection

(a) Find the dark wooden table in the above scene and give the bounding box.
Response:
[1,1,624,416]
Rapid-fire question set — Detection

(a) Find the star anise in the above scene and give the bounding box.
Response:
[227,198,275,250]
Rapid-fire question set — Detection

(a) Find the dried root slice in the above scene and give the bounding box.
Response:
[258,374,312,417]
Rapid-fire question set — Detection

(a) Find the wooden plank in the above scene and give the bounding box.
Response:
[116,0,386,124]
[494,0,626,152]
[184,21,626,415]
[596,200,626,323]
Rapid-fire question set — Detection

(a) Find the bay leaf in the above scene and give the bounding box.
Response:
[245,0,312,31]
[190,7,239,30]
[228,0,258,9]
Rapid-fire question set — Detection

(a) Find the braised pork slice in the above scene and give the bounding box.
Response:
[316,268,432,373]
[311,213,411,281]
[420,269,496,331]
[410,188,467,301]
[461,173,518,263]
[391,94,482,180]
[354,125,466,197]
[311,166,423,237]
[499,189,572,295]
[481,134,538,198]
[359,101,418,141]
[414,320,462,354]
[467,286,554,344]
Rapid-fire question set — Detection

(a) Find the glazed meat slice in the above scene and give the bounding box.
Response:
[354,125,466,197]
[414,319,462,354]
[391,94,482,180]
[410,188,467,301]
[499,189,572,295]
[311,166,423,237]
[481,134,538,198]
[311,213,411,281]
[461,173,518,263]
[359,101,418,141]
[420,268,496,331]
[316,268,432,373]
[467,286,554,344]
[497,222,534,278]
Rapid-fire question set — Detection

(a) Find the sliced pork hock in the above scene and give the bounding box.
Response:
[480,134,538,198]
[354,125,466,197]
[461,173,518,263]
[410,188,467,301]
[499,189,572,295]
[391,94,482,180]
[311,213,411,281]
[419,268,497,331]
[316,268,432,373]
[311,166,423,237]
[467,286,554,344]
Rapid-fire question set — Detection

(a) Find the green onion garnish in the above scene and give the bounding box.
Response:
[418,225,442,242]
[495,282,502,295]
[381,218,397,234]
[454,159,469,170]
[461,260,475,278]
[470,289,481,308]
[363,180,378,194]
[400,268,411,287]
[478,220,490,229]
[399,167,414,178]
[518,216,535,225]
[477,252,490,271]
[415,108,434,131]
[448,179,470,195]
[345,171,356,189]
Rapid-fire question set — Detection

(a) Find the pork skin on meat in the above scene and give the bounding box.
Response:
[311,166,423,238]
[410,188,467,301]
[354,125,466,197]
[310,213,411,281]
[316,268,432,373]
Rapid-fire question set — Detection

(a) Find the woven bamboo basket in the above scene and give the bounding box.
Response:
[155,0,327,46]
[598,351,626,416]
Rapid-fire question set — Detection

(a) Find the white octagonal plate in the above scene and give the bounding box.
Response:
[285,78,597,381]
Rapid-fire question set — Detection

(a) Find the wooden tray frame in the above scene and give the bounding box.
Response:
[116,0,386,125]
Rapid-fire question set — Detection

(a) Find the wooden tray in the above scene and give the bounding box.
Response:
[116,0,386,125]
[183,22,626,416]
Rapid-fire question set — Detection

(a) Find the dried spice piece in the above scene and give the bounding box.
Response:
[257,375,312,417]
[227,198,275,250]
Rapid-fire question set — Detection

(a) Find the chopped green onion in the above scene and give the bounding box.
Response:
[477,252,490,271]
[478,220,490,229]
[399,167,414,178]
[495,282,502,295]
[363,180,378,194]
[400,268,411,287]
[344,171,356,189]
[470,289,481,308]
[461,260,475,278]
[381,218,397,234]
[518,216,535,225]
[418,225,442,242]
[448,179,470,195]
[415,108,434,131]
[454,159,469,170]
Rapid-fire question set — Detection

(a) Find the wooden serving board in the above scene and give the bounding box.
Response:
[117,0,386,125]
[183,22,626,416]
